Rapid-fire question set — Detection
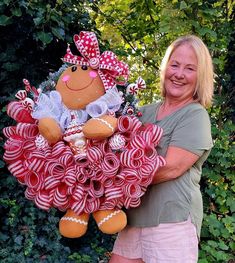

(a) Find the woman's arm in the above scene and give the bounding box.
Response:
[152,146,200,184]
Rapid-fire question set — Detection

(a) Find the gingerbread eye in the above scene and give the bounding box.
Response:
[81,65,88,70]
[71,66,77,72]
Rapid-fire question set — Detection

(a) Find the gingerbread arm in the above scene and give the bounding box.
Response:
[82,115,118,140]
[38,117,62,144]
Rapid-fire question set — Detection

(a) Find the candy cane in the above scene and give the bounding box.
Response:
[7,101,34,123]
[15,90,27,100]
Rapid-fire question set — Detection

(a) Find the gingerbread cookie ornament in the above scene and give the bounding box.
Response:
[3,31,166,239]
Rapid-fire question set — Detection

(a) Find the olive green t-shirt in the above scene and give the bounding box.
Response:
[126,102,213,238]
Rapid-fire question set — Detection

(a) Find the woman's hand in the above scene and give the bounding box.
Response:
[152,146,199,184]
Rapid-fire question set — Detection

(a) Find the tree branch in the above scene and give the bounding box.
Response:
[90,2,159,70]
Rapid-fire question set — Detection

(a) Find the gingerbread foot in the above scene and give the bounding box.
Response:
[93,209,127,234]
[59,209,89,238]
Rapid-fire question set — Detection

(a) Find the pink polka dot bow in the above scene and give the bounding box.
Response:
[63,31,129,90]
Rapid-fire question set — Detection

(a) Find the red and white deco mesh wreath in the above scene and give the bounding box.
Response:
[3,32,166,215]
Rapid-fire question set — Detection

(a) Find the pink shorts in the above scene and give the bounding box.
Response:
[112,217,198,263]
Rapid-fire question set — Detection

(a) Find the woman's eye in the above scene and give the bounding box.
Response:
[71,66,77,72]
[187,67,195,71]
[81,65,88,70]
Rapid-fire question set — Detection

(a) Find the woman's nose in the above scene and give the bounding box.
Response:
[174,68,185,79]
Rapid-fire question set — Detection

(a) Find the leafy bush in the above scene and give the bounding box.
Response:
[1,0,234,262]
[200,116,235,262]
[0,0,96,96]
[0,1,113,262]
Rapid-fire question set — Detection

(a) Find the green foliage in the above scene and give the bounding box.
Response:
[89,0,234,105]
[0,0,95,96]
[1,0,235,262]
[199,114,235,262]
[89,0,235,261]
[0,1,113,262]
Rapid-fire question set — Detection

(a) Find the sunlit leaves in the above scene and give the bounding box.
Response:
[90,0,234,107]
[90,1,235,262]
[0,0,234,261]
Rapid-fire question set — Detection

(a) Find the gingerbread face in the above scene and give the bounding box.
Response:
[56,65,105,110]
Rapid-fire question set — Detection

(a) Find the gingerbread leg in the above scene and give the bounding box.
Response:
[93,209,127,234]
[59,209,89,238]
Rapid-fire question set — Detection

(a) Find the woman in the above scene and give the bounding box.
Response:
[109,35,214,263]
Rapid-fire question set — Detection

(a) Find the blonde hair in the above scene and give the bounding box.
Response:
[160,35,214,108]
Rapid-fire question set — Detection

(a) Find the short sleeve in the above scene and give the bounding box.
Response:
[139,102,160,124]
[169,107,213,156]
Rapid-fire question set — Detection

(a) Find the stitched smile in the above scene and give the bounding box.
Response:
[65,78,94,91]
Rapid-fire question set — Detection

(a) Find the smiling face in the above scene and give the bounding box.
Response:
[56,65,105,110]
[164,44,198,103]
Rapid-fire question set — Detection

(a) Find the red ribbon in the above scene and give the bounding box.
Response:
[7,101,35,124]
[63,31,129,90]
[4,103,166,214]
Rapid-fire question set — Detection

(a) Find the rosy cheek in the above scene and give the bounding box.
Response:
[89,71,98,78]
[165,69,171,78]
[62,75,70,82]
